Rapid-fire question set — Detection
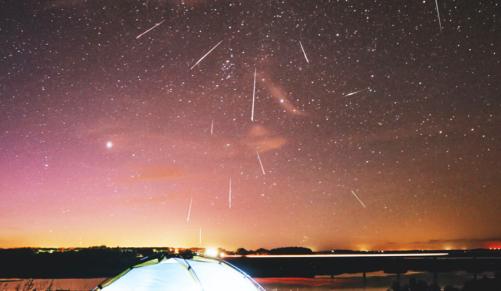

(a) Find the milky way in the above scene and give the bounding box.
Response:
[0,0,500,250]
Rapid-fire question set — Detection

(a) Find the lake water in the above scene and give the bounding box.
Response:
[0,271,494,290]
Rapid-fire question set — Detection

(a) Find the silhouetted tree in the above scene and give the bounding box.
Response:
[236,248,249,255]
[255,248,270,255]
[269,247,312,255]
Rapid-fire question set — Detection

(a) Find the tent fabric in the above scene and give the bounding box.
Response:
[95,256,263,291]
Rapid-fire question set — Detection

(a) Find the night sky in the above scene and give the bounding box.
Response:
[1,0,500,250]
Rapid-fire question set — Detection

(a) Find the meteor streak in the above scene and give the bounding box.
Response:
[228,177,232,209]
[434,0,443,31]
[210,119,214,136]
[251,68,257,121]
[186,197,193,222]
[351,190,367,208]
[299,41,310,63]
[190,40,224,70]
[256,151,266,175]
[136,20,165,39]
[343,88,369,97]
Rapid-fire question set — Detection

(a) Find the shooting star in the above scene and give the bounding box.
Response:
[434,0,443,31]
[251,68,257,121]
[343,87,369,97]
[210,119,214,136]
[228,177,232,209]
[136,20,165,40]
[351,190,367,208]
[256,151,266,175]
[299,41,310,64]
[186,197,193,222]
[190,40,224,70]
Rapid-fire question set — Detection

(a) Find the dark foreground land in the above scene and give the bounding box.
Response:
[1,248,501,278]
[225,251,501,278]
[0,248,500,290]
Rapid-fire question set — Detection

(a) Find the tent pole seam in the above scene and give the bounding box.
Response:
[181,258,205,291]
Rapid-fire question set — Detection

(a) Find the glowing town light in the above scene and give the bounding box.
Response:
[204,247,219,258]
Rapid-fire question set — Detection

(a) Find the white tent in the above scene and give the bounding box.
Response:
[95,256,264,291]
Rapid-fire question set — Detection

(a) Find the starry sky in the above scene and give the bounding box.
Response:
[0,0,500,250]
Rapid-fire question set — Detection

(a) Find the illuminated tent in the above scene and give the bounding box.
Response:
[94,256,264,291]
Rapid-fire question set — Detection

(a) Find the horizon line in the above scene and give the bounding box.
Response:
[225,253,450,258]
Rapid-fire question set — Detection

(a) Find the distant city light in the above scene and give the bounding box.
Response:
[204,247,219,258]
